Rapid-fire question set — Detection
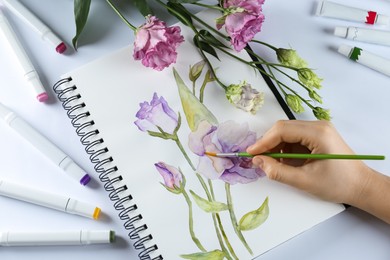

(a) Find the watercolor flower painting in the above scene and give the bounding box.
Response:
[134,67,270,259]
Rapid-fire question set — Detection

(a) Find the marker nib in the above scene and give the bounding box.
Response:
[56,42,67,54]
[37,93,49,102]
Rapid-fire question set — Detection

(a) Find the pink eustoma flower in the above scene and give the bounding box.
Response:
[133,16,184,71]
[218,0,265,52]
[189,120,265,184]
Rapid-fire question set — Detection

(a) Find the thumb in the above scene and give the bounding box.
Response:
[253,155,307,189]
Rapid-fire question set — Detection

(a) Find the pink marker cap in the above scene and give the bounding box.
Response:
[37,93,49,102]
[56,42,67,54]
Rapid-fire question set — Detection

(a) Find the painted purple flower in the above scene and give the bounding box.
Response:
[217,0,265,52]
[133,15,184,71]
[155,162,183,190]
[189,120,265,184]
[134,92,178,134]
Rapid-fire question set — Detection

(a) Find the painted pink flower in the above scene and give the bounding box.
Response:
[155,162,183,190]
[217,0,265,52]
[134,92,178,134]
[189,120,265,184]
[133,16,184,71]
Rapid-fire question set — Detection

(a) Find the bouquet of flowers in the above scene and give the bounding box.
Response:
[72,0,330,120]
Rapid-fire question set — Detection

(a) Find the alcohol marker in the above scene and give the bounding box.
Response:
[0,102,91,185]
[0,9,48,102]
[316,0,390,25]
[0,180,100,219]
[334,26,390,47]
[0,230,115,246]
[2,0,67,53]
[338,44,390,77]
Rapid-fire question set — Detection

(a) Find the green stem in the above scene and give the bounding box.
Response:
[192,81,196,96]
[225,183,253,255]
[199,73,209,103]
[106,0,136,31]
[182,189,207,252]
[154,0,197,31]
[209,180,239,260]
[192,2,225,12]
[251,39,278,51]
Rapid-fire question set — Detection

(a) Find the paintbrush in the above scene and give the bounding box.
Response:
[204,152,385,160]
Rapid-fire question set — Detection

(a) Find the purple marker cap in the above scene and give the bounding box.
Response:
[80,174,91,185]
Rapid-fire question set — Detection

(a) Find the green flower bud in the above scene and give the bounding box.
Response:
[313,107,331,121]
[225,82,264,114]
[276,48,308,68]
[298,68,323,89]
[285,94,304,113]
[309,90,322,104]
[189,60,206,82]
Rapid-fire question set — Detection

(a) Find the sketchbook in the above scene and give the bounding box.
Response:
[53,11,345,260]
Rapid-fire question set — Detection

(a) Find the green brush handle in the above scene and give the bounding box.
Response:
[238,152,385,160]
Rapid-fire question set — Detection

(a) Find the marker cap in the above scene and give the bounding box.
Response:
[338,44,353,57]
[334,27,347,38]
[377,14,390,26]
[66,199,101,219]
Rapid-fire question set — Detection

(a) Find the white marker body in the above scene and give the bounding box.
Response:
[3,0,63,49]
[0,10,46,100]
[0,180,97,219]
[0,103,88,184]
[0,230,112,246]
[335,26,390,46]
[316,0,389,25]
[338,44,390,77]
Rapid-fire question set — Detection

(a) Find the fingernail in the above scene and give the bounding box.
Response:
[247,145,254,152]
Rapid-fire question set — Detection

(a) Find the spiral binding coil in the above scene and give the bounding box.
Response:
[53,77,163,260]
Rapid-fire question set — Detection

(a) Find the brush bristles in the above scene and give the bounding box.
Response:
[205,151,217,157]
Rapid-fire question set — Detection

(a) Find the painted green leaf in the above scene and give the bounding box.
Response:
[181,249,226,260]
[239,197,269,231]
[173,68,218,131]
[190,190,228,213]
[72,0,91,50]
[133,0,153,17]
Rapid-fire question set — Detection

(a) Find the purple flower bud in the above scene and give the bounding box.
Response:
[155,162,183,189]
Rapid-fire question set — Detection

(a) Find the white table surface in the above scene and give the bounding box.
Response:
[0,0,389,259]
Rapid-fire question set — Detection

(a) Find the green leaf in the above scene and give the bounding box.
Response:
[190,190,228,213]
[181,250,226,260]
[133,0,153,17]
[72,0,92,50]
[193,36,220,60]
[173,67,218,131]
[166,2,193,27]
[198,30,227,48]
[239,197,269,231]
[169,0,202,3]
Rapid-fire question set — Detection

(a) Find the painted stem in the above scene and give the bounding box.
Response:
[182,189,207,252]
[196,174,232,260]
[209,180,239,260]
[174,137,196,171]
[225,183,253,255]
